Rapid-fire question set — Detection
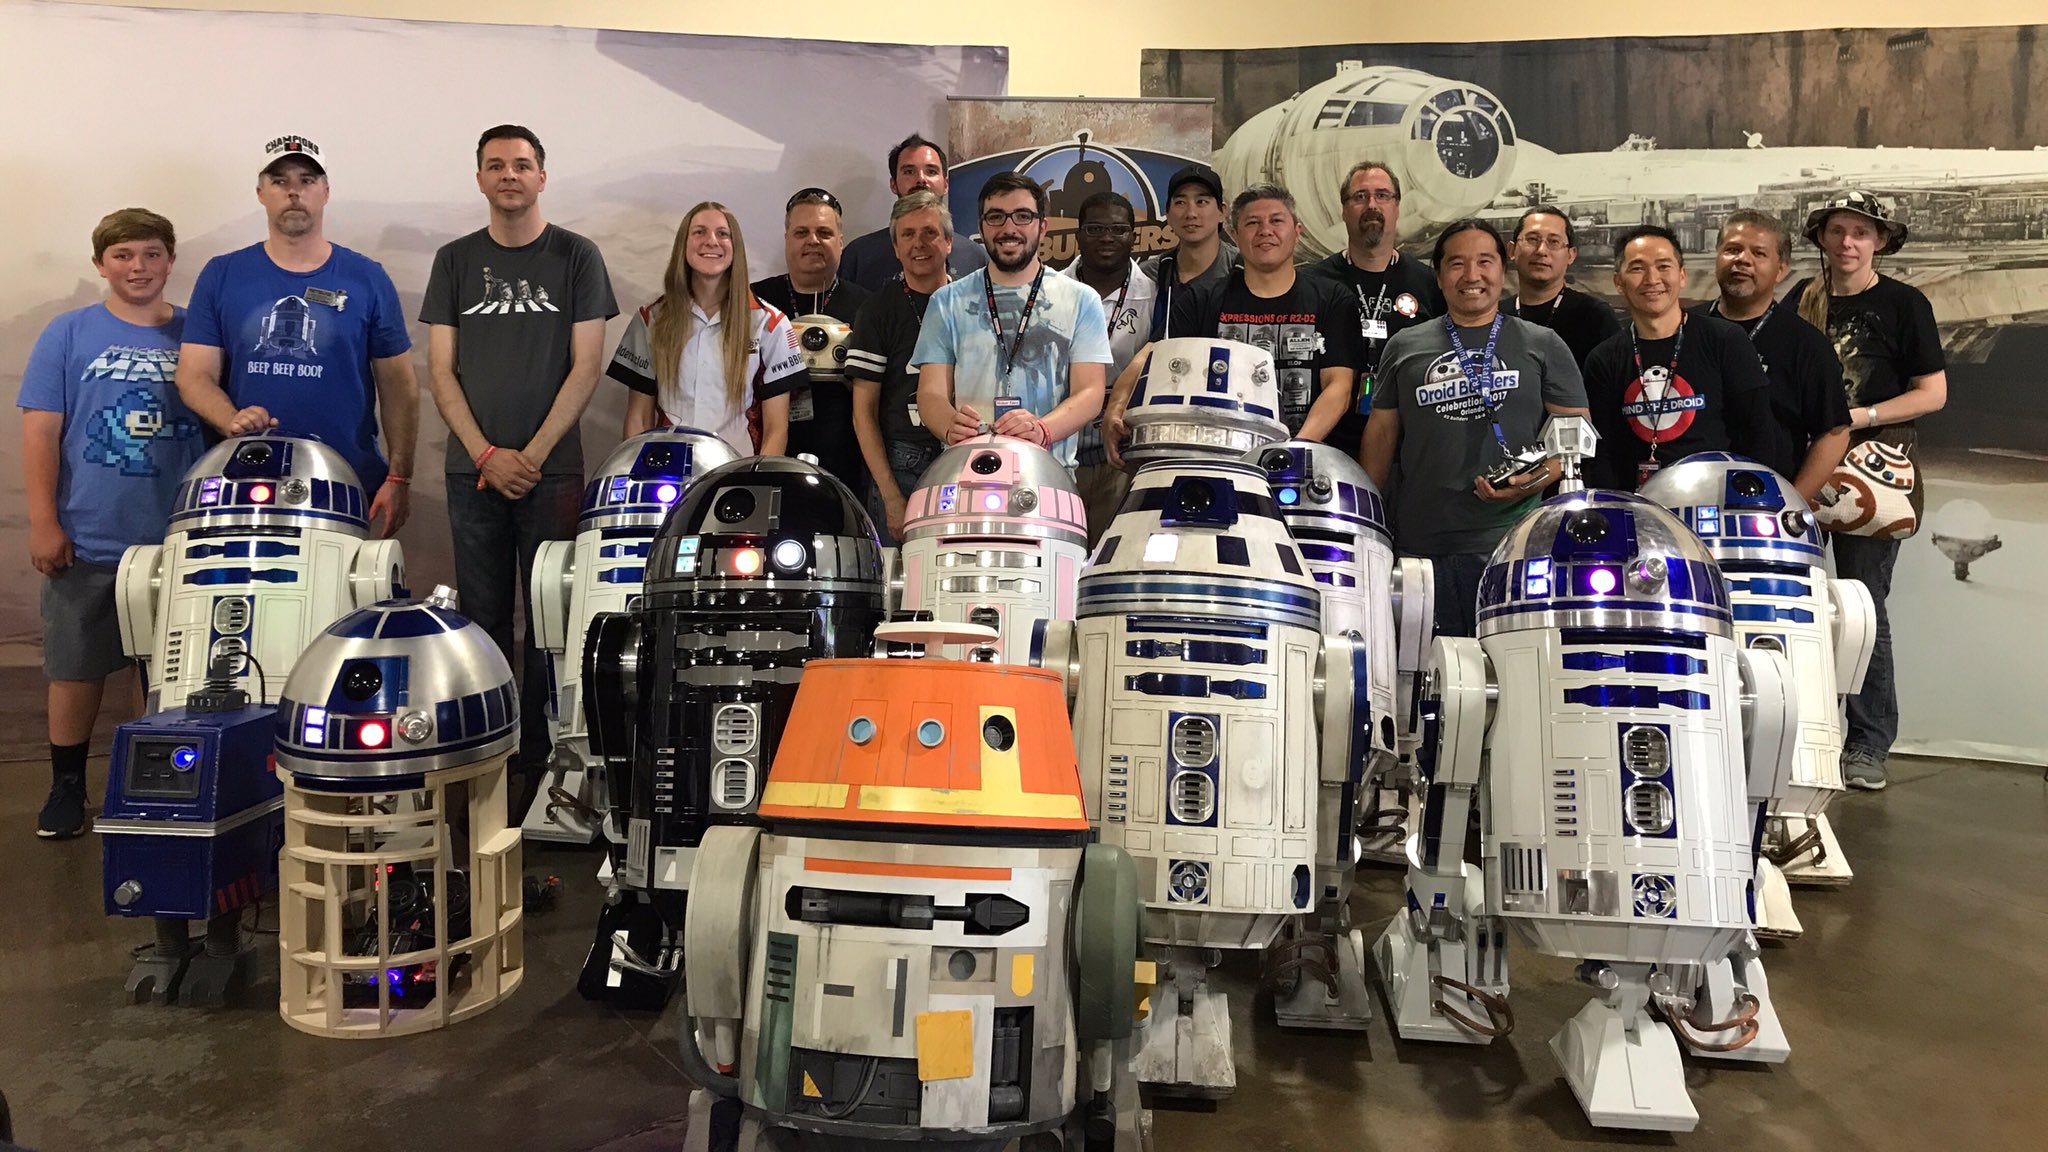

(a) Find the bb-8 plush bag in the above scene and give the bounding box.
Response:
[1815,428,1921,539]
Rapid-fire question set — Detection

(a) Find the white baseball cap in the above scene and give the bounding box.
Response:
[259,134,329,177]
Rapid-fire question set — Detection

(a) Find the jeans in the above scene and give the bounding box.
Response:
[1832,533,1901,758]
[1406,551,1492,639]
[446,472,584,769]
[865,437,942,547]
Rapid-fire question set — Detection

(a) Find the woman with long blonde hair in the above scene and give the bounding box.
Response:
[607,202,806,452]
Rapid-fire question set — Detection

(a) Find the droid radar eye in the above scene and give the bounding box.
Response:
[644,446,673,469]
[970,452,1003,475]
[340,660,383,701]
[1261,449,1292,472]
[1731,471,1768,498]
[1563,509,1609,544]
[1175,480,1216,515]
[714,488,756,524]
[982,714,1016,752]
[235,442,273,466]
[800,325,830,352]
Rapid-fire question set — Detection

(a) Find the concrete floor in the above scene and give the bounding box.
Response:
[3,670,2044,1151]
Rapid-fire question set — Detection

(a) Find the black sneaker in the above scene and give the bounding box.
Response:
[37,778,88,839]
[1842,748,1887,792]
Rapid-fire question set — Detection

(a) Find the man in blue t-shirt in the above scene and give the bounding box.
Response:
[17,208,205,839]
[175,134,418,535]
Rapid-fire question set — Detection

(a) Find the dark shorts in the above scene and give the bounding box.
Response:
[42,560,131,682]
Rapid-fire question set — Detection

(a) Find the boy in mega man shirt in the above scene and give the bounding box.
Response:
[176,135,418,534]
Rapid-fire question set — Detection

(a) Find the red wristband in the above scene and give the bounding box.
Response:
[475,445,497,469]
[383,475,410,485]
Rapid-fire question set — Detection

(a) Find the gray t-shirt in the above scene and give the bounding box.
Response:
[419,224,618,475]
[1373,314,1586,555]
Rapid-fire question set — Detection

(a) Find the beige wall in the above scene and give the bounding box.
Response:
[56,1,2048,97]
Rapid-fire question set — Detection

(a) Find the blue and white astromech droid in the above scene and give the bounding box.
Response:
[525,428,740,844]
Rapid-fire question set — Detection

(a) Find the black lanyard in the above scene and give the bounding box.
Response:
[984,267,1045,393]
[1444,313,1509,455]
[1709,299,1773,342]
[1629,316,1688,456]
[787,275,836,317]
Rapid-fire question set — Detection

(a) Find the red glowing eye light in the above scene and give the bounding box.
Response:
[730,548,763,576]
[357,720,389,747]
[248,484,274,504]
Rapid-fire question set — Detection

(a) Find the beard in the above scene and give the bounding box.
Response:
[1355,210,1386,249]
[989,234,1041,273]
[276,208,314,238]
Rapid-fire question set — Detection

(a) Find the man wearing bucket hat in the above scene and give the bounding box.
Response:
[1789,189,1949,791]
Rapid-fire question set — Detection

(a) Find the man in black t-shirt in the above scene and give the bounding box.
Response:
[1304,159,1441,457]
[752,188,870,493]
[838,134,986,292]
[1698,210,1849,498]
[1102,183,1360,453]
[846,190,953,543]
[1582,225,1786,490]
[1508,205,1621,369]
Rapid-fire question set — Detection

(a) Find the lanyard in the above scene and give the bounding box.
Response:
[984,267,1045,393]
[1443,313,1508,455]
[1629,316,1688,455]
[1513,293,1562,323]
[788,275,836,317]
[1709,299,1773,343]
[1103,270,1132,338]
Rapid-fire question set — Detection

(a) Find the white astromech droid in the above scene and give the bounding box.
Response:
[1118,336,1290,465]
[680,622,1149,1152]
[1035,456,1361,1097]
[118,435,405,710]
[1247,441,1432,1030]
[891,435,1088,663]
[1376,438,1802,1132]
[1640,454,1876,931]
[525,428,741,844]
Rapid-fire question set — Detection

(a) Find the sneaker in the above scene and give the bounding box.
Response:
[1842,749,1888,792]
[37,777,88,839]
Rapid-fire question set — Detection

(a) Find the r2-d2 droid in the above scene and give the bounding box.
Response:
[1641,453,1875,935]
[1376,420,1802,1132]
[892,435,1088,663]
[118,435,405,709]
[525,428,740,844]
[1036,455,1361,1096]
[578,456,887,1008]
[1120,336,1288,463]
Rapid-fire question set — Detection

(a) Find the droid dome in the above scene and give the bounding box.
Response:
[169,434,370,534]
[1477,490,1731,639]
[577,426,740,532]
[1636,452,1825,568]
[642,456,883,594]
[901,435,1087,545]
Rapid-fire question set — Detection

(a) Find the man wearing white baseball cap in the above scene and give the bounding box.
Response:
[174,133,420,536]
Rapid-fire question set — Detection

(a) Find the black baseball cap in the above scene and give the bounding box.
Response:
[1165,164,1224,203]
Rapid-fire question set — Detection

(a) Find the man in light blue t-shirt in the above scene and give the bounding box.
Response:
[18,208,205,839]
[175,135,418,535]
[912,171,1111,467]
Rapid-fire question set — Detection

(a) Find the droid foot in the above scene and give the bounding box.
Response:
[1776,814,1854,887]
[178,946,259,1008]
[1683,950,1789,1065]
[1131,956,1234,1098]
[578,891,681,1009]
[122,948,191,1006]
[1551,998,1697,1132]
[1269,926,1371,1031]
[520,755,601,844]
[1374,911,1509,1044]
[1754,858,1804,941]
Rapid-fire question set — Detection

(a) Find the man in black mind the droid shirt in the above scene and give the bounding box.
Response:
[1306,160,1442,458]
[1582,225,1788,491]
[1508,204,1621,369]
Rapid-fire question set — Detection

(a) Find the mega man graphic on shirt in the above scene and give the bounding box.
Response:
[85,385,200,477]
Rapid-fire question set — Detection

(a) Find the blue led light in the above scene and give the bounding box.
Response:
[938,483,959,513]
[1526,558,1552,577]
[1524,577,1550,598]
[303,724,324,744]
[171,746,198,771]
[1277,487,1300,506]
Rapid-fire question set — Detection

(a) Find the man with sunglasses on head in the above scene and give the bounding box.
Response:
[1507,204,1620,370]
[840,133,987,292]
[912,171,1111,469]
[752,187,869,489]
[1305,160,1444,458]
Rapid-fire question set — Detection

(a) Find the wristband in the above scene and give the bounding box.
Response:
[383,475,410,486]
[475,445,498,469]
[1866,406,1880,429]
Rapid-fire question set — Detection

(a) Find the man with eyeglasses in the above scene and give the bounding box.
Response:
[1059,190,1159,542]
[1508,205,1620,369]
[840,133,987,292]
[752,187,870,490]
[1306,160,1443,458]
[1140,163,1238,339]
[912,171,1111,467]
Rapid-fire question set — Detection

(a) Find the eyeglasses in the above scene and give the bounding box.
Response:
[1516,234,1571,252]
[786,187,842,213]
[1079,223,1134,239]
[980,208,1043,228]
[1344,189,1400,206]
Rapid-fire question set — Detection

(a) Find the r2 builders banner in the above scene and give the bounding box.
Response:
[0,1,1004,659]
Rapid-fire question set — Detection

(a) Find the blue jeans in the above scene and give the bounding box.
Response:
[865,437,942,547]
[1406,551,1491,639]
[446,472,583,768]
[1832,533,1900,758]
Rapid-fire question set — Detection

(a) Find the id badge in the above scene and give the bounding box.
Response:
[1636,456,1662,488]
[788,386,815,423]
[1362,319,1389,340]
[1357,373,1375,414]
[993,396,1024,422]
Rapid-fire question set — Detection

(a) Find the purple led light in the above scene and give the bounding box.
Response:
[982,492,1004,512]
[1588,567,1619,595]
[654,482,680,504]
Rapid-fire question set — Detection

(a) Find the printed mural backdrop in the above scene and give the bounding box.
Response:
[1147,27,2048,764]
[0,1,1005,660]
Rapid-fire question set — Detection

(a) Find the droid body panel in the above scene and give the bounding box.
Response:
[682,630,1144,1150]
[1640,453,1876,897]
[894,436,1088,663]
[525,428,741,843]
[1120,338,1286,464]
[1376,488,1799,1132]
[117,435,404,710]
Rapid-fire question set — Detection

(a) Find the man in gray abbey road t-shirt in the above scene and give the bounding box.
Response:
[1364,219,1587,637]
[420,124,617,785]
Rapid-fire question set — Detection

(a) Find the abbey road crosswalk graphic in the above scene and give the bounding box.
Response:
[463,265,559,314]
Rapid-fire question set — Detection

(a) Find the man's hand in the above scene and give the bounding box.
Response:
[227,405,278,435]
[1103,405,1130,468]
[1472,461,1556,505]
[993,409,1048,446]
[884,493,908,540]
[480,447,542,499]
[369,479,411,539]
[947,403,984,446]
[30,521,72,577]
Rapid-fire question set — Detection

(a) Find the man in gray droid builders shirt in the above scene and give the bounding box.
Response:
[421,124,618,790]
[1363,219,1588,637]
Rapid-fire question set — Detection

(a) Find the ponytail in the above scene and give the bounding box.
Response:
[1798,263,1830,333]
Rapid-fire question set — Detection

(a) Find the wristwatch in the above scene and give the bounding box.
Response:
[1866,406,1880,429]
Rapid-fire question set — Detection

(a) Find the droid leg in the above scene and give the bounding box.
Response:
[577,886,682,1009]
[1774,812,1855,886]
[1367,558,1437,868]
[1269,914,1372,1032]
[1550,961,1698,1132]
[178,911,260,1008]
[123,917,196,1006]
[1682,939,1789,1064]
[519,745,601,844]
[1753,855,1805,941]
[1130,948,1234,1098]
